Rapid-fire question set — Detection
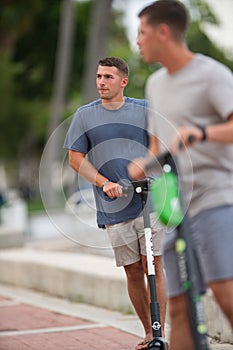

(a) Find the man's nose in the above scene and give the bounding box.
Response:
[137,32,141,46]
[99,78,105,86]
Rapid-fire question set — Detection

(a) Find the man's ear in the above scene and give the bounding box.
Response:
[157,23,170,42]
[122,77,128,88]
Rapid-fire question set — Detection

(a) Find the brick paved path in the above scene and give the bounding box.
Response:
[0,296,141,350]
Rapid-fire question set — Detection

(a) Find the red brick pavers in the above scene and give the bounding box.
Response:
[0,297,141,350]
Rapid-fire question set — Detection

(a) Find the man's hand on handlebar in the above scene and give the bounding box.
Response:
[102,181,126,199]
[170,126,203,154]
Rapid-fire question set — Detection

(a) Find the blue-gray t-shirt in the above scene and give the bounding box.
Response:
[64,97,149,226]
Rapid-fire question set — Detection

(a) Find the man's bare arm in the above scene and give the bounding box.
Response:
[206,113,233,143]
[69,150,107,188]
[68,150,124,199]
[127,135,159,179]
[170,113,233,153]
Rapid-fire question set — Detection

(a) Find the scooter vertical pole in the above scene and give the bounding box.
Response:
[125,180,167,349]
[141,189,162,339]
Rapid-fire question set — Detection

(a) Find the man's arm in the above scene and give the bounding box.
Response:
[206,113,233,143]
[69,150,107,188]
[68,150,124,199]
[170,113,233,153]
[128,113,233,179]
[127,134,159,179]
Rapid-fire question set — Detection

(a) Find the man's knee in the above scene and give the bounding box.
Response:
[141,254,164,277]
[154,255,164,275]
[169,294,188,321]
[124,260,145,283]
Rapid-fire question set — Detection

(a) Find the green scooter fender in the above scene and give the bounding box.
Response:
[151,172,183,227]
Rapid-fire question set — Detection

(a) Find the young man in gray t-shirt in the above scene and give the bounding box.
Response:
[128,1,233,349]
[64,57,167,349]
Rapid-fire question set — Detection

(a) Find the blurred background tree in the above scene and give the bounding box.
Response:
[0,0,232,207]
[185,0,233,70]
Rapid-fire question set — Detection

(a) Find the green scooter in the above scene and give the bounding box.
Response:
[146,151,210,350]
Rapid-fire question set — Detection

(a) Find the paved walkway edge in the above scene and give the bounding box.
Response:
[0,248,232,343]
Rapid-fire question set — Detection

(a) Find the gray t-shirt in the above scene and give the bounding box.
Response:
[64,97,150,225]
[146,54,233,216]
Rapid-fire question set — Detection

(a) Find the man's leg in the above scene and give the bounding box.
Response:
[141,254,167,337]
[210,278,233,327]
[124,260,152,342]
[154,255,167,337]
[167,280,233,350]
[168,294,194,350]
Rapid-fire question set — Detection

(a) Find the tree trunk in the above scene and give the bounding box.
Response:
[82,0,113,104]
[40,0,75,209]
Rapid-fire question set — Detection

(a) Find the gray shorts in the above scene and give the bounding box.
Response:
[163,205,233,298]
[106,213,164,267]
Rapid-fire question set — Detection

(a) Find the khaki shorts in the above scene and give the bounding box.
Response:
[106,213,164,267]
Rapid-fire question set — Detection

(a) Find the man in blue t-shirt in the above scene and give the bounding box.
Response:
[64,57,166,348]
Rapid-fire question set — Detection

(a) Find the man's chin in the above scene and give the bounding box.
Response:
[99,93,109,99]
[141,55,154,64]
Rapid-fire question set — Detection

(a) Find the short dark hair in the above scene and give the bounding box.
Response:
[98,57,129,77]
[138,0,189,42]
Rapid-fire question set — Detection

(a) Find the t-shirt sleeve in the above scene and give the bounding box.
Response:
[145,78,159,138]
[63,110,89,153]
[208,64,233,120]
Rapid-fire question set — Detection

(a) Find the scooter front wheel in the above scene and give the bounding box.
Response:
[147,338,168,350]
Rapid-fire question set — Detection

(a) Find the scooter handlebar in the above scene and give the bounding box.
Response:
[120,179,152,195]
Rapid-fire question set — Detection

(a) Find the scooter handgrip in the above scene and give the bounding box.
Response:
[179,134,196,150]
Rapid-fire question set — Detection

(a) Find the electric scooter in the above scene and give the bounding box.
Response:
[145,151,210,350]
[123,179,168,350]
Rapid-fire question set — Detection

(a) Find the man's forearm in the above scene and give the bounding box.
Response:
[69,151,107,188]
[206,115,233,143]
[148,134,159,156]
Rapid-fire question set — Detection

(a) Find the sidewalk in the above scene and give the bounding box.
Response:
[0,284,146,350]
[0,222,232,349]
[0,284,232,350]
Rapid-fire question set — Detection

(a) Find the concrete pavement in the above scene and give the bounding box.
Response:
[0,284,232,350]
[0,284,142,350]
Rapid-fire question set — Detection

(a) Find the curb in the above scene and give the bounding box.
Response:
[0,249,131,312]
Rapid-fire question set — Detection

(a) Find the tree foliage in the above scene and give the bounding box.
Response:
[0,0,232,167]
[185,0,233,70]
[0,0,87,164]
